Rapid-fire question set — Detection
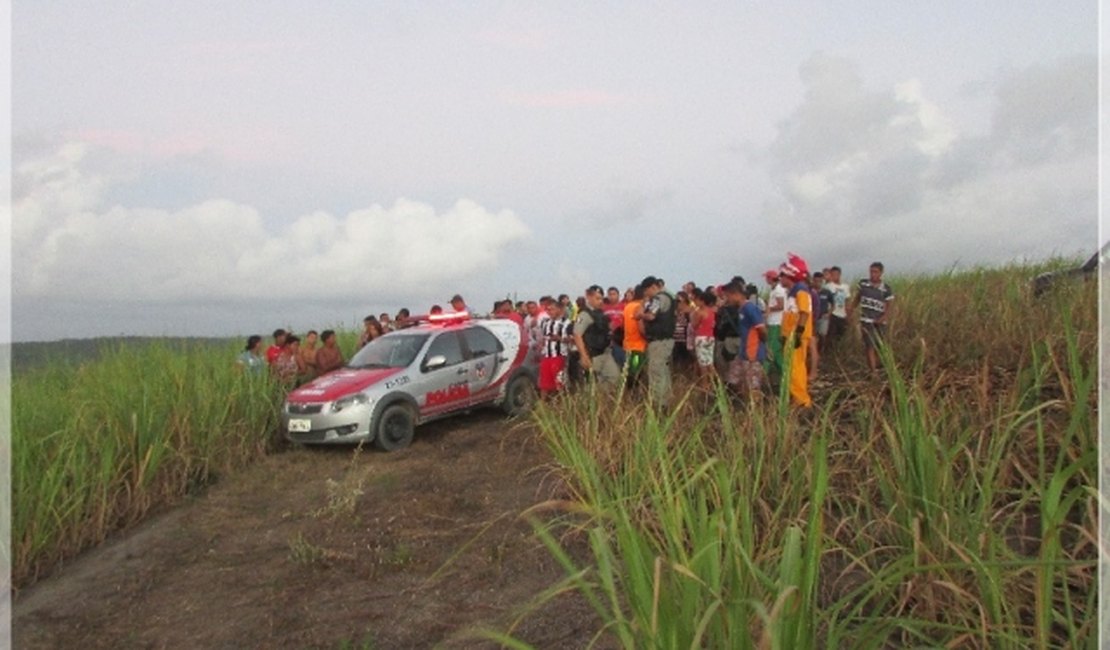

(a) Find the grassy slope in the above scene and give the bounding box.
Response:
[506,262,1097,649]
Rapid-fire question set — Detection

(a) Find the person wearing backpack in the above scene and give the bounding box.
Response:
[573,285,622,385]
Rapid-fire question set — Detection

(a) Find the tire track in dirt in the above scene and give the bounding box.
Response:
[15,411,599,649]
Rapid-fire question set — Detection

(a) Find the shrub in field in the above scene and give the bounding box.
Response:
[492,263,1096,649]
[12,340,286,586]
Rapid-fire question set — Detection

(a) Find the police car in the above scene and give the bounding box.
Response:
[282,313,537,450]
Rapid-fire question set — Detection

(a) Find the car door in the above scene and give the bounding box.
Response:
[417,330,471,418]
[460,325,505,405]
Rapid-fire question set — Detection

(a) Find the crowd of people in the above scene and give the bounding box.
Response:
[235,255,896,409]
[236,328,348,384]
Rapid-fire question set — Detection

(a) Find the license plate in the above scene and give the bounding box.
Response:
[288,418,311,433]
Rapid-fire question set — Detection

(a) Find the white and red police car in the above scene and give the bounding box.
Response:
[282,313,537,450]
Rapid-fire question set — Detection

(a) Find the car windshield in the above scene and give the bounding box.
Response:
[347,333,430,370]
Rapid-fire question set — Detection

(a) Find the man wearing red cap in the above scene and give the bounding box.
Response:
[778,256,813,408]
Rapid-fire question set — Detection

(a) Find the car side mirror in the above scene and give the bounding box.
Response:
[425,354,448,370]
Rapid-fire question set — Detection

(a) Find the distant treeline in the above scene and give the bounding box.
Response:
[7,336,240,371]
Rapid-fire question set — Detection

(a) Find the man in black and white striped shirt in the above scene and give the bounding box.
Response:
[849,261,894,374]
[538,301,572,396]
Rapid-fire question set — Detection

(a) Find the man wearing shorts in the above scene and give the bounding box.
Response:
[539,300,572,398]
[723,282,767,398]
[850,261,894,373]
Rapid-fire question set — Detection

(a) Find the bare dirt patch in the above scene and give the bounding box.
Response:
[14,411,598,649]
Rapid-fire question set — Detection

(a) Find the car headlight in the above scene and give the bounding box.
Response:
[332,393,371,413]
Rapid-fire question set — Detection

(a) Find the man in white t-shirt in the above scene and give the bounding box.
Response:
[523,298,550,365]
[823,266,851,351]
[763,269,787,383]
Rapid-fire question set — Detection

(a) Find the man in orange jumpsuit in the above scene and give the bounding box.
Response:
[778,256,814,408]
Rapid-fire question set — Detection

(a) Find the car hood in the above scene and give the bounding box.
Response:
[287,367,404,403]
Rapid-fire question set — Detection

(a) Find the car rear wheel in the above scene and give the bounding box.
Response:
[501,374,536,417]
[374,403,415,451]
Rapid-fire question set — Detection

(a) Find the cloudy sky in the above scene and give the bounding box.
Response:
[9,2,1101,342]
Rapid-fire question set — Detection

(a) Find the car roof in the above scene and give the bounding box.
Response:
[393,316,506,334]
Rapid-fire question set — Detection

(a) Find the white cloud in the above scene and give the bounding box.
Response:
[13,143,532,303]
[756,53,1097,270]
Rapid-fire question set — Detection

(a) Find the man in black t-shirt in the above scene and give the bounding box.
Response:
[849,262,895,373]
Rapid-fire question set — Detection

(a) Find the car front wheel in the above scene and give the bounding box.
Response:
[501,374,536,417]
[374,403,415,451]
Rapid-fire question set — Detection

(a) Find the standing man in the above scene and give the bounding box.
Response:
[603,286,626,367]
[763,270,787,386]
[523,299,546,365]
[713,286,741,381]
[450,294,476,317]
[814,272,833,354]
[574,285,622,386]
[558,294,577,322]
[850,262,895,374]
[315,330,345,375]
[722,282,767,399]
[806,273,822,383]
[824,266,851,352]
[622,286,648,384]
[539,300,572,399]
[640,276,677,407]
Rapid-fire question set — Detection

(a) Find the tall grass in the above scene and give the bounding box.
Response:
[498,262,1096,648]
[12,340,285,587]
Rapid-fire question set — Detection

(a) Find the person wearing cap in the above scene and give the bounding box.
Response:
[763,270,787,386]
[778,258,813,408]
[639,275,677,407]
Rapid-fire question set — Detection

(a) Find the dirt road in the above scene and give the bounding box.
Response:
[14,411,598,649]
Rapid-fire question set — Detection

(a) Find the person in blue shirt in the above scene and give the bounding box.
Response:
[723,282,767,399]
